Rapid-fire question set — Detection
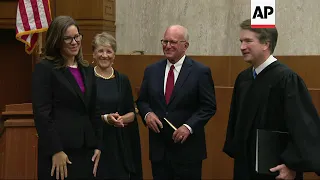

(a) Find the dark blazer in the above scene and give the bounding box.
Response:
[32,59,102,156]
[136,56,216,162]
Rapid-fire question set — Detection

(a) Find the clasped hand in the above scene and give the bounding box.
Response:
[103,112,125,127]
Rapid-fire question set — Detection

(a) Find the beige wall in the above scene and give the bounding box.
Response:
[116,0,320,55]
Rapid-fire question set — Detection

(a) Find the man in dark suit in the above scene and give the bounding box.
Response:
[136,25,216,180]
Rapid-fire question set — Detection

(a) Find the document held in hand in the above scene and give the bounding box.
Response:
[160,118,177,143]
[255,129,289,175]
[163,118,177,130]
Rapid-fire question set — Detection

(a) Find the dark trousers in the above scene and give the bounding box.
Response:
[95,173,144,180]
[95,178,129,180]
[151,157,202,180]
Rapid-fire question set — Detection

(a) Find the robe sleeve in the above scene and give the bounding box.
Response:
[223,75,240,158]
[281,73,320,173]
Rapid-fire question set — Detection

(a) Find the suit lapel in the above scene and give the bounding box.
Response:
[79,65,91,109]
[158,60,167,106]
[62,66,86,106]
[168,57,192,105]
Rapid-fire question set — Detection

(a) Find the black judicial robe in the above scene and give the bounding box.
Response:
[223,61,320,180]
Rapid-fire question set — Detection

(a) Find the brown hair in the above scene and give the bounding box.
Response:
[91,32,117,52]
[43,16,88,68]
[240,19,278,54]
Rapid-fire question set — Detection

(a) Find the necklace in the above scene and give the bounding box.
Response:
[68,62,78,68]
[94,66,114,79]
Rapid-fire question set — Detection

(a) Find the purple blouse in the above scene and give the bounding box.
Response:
[68,67,85,93]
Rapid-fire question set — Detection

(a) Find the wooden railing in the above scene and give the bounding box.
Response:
[0,103,37,180]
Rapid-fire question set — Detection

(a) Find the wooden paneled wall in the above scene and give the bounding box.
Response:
[52,0,116,61]
[111,55,320,180]
[0,29,32,112]
[0,29,33,180]
[0,0,115,65]
[0,0,116,110]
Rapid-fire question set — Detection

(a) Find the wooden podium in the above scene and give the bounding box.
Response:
[0,103,38,180]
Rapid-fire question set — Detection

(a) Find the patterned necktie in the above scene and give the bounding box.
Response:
[253,69,257,79]
[165,65,175,104]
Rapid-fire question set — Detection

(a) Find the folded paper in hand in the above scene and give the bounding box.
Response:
[163,118,177,130]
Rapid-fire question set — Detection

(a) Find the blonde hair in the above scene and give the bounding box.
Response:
[91,32,117,52]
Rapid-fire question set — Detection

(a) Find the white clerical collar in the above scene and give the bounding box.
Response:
[254,55,277,75]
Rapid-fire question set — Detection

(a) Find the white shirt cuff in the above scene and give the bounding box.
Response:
[144,112,151,121]
[183,124,193,134]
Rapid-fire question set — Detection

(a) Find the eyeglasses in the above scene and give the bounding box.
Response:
[63,34,83,44]
[161,39,187,46]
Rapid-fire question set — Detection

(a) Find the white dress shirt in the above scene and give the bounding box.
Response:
[163,55,185,93]
[145,55,193,134]
[254,55,277,75]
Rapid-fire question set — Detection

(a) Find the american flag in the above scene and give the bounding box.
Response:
[16,0,52,54]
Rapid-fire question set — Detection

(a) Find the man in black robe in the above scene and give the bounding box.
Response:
[223,19,320,180]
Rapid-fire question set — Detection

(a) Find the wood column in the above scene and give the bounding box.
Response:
[0,103,36,180]
[54,0,116,63]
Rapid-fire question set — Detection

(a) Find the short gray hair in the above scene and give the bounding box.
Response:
[182,27,189,41]
[167,25,189,41]
[91,32,117,52]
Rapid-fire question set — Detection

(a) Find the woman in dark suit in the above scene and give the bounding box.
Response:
[32,16,102,180]
[92,32,143,180]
